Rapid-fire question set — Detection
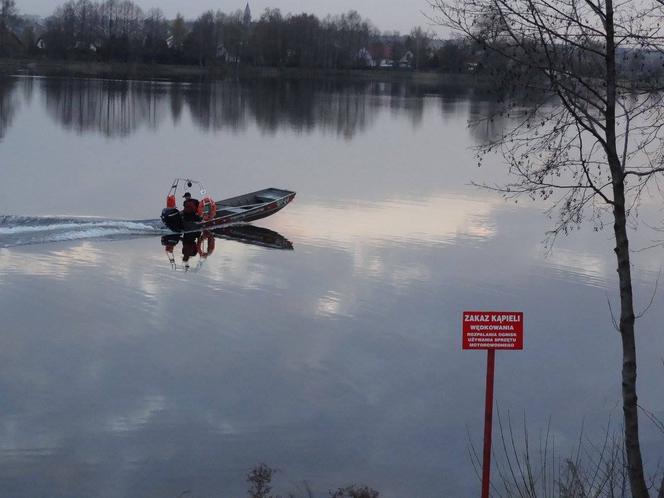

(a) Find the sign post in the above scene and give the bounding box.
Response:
[463,311,524,498]
[481,348,495,498]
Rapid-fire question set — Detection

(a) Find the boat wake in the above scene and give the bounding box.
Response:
[0,215,166,248]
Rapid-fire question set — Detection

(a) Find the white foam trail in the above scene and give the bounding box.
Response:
[46,227,156,242]
[0,221,157,235]
[0,216,166,248]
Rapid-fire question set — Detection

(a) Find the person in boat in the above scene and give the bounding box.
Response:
[182,192,200,209]
[182,192,201,222]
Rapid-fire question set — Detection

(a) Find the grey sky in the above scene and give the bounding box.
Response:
[17,0,446,36]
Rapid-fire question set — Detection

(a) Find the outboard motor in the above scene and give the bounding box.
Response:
[161,207,185,232]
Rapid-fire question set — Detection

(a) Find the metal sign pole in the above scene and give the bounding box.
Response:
[481,348,496,498]
[462,311,523,498]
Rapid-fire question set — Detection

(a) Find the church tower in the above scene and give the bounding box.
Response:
[243,3,252,26]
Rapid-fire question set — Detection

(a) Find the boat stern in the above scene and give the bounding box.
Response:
[161,208,185,232]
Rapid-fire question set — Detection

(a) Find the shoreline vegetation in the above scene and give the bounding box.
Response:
[1,1,485,84]
[0,58,484,84]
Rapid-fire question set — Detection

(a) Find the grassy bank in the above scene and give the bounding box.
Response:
[239,65,479,84]
[0,58,481,85]
[0,58,223,80]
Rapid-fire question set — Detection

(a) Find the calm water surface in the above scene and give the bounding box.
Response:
[0,76,662,497]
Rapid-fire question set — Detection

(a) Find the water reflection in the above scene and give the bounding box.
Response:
[0,74,519,144]
[20,76,34,104]
[43,78,169,137]
[169,82,185,124]
[242,79,379,138]
[5,74,660,498]
[185,81,248,132]
[0,200,662,498]
[32,77,485,139]
[0,77,18,141]
[161,225,293,272]
[0,242,103,280]
[212,224,293,250]
[279,195,499,251]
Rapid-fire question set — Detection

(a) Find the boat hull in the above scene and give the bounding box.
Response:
[161,188,295,233]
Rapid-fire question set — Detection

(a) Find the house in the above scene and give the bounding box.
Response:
[36,36,47,50]
[357,47,375,67]
[216,44,239,63]
[12,16,47,53]
[399,50,414,68]
[368,41,391,63]
[74,41,98,52]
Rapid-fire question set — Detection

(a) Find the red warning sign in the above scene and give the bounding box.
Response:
[463,311,523,350]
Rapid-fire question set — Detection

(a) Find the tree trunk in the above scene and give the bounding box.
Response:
[605,2,649,496]
[611,185,650,498]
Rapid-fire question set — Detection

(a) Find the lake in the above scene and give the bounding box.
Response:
[0,75,662,497]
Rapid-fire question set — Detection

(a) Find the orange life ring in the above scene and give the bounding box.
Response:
[197,196,217,221]
[197,232,216,258]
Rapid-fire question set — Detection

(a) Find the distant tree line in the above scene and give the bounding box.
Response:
[2,0,484,72]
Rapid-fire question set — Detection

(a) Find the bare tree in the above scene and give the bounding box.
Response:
[0,0,16,26]
[0,0,17,55]
[406,27,433,70]
[251,8,285,67]
[96,0,142,60]
[189,10,218,66]
[73,0,99,49]
[142,7,167,61]
[171,14,186,44]
[430,0,664,497]
[247,464,276,498]
[330,486,380,498]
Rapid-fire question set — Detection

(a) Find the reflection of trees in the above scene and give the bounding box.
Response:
[314,86,371,139]
[184,81,248,132]
[39,76,475,139]
[0,77,18,141]
[185,79,445,139]
[44,78,168,137]
[468,98,509,144]
[169,82,185,124]
[21,77,34,104]
[467,89,547,144]
[383,81,426,128]
[184,79,379,138]
[242,79,375,139]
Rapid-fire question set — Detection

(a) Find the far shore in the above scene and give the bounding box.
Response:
[0,58,483,85]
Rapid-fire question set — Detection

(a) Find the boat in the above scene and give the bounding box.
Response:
[161,179,296,233]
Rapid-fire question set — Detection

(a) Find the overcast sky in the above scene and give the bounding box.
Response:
[17,0,447,36]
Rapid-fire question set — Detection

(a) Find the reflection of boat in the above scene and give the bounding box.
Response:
[161,231,211,272]
[161,178,296,233]
[161,225,293,271]
[212,224,293,250]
